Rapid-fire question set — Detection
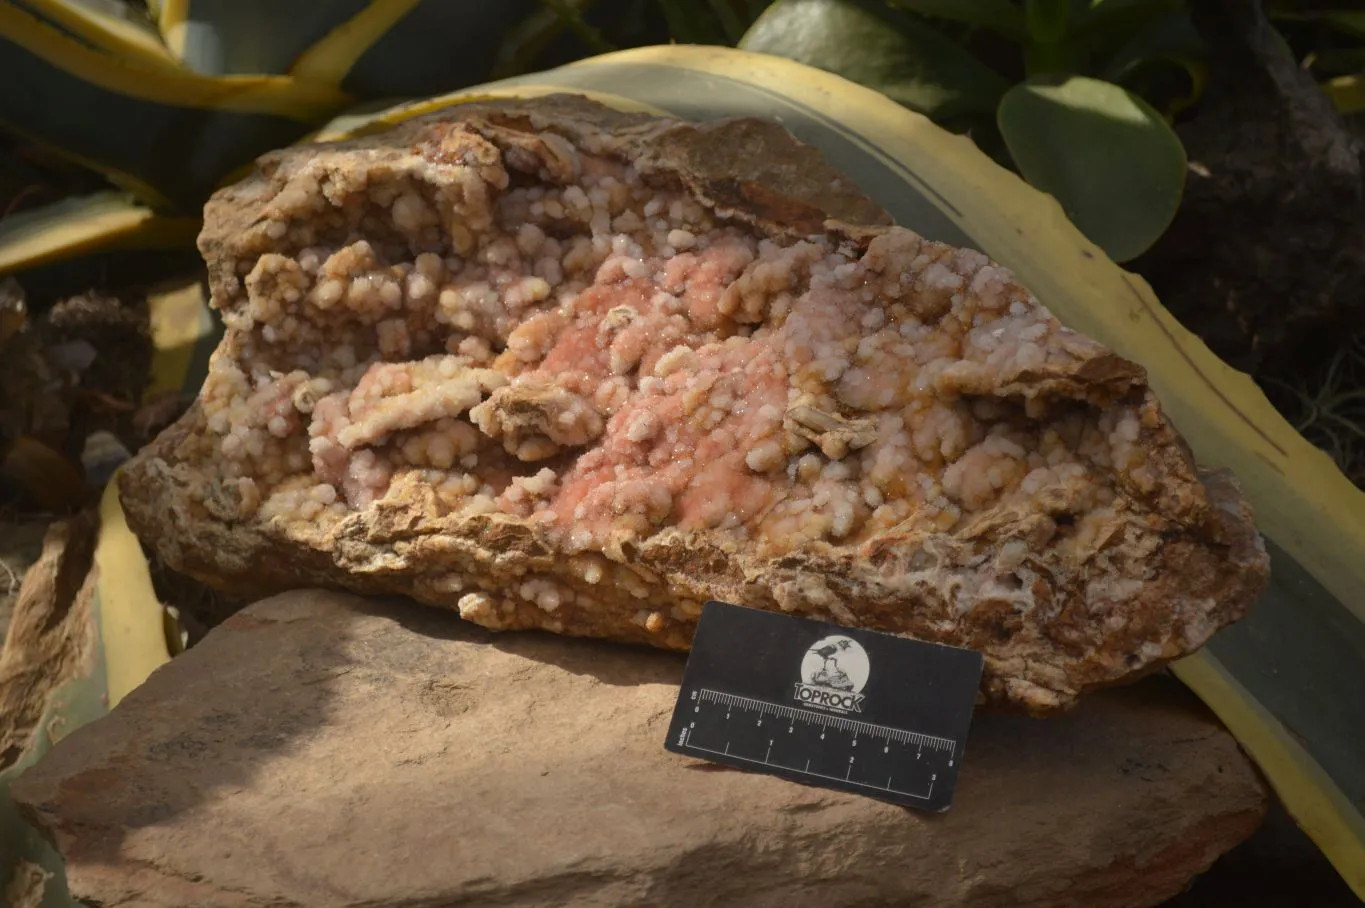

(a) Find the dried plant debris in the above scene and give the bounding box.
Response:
[0,511,97,771]
[4,859,54,908]
[1265,333,1365,489]
[0,277,25,345]
[0,280,151,513]
[118,95,1269,713]
[0,518,48,648]
[43,289,152,448]
[0,280,70,451]
[146,554,250,645]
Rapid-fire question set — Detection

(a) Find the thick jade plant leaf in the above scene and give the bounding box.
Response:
[996,73,1185,262]
[1311,47,1365,78]
[1100,9,1203,85]
[884,0,1026,38]
[1270,7,1365,39]
[739,0,1010,122]
[1317,10,1365,35]
[1324,75,1365,116]
[1067,0,1187,69]
[1100,9,1206,115]
[1024,0,1070,43]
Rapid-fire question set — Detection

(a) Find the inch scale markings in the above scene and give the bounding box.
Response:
[680,688,957,802]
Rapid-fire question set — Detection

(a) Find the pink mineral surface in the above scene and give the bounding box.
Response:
[200,155,1155,554]
[120,97,1268,712]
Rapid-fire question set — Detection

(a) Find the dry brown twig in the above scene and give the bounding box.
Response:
[0,559,19,598]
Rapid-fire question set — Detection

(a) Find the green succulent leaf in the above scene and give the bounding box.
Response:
[1317,10,1365,37]
[1099,9,1204,114]
[1310,47,1365,79]
[1269,8,1365,39]
[491,1,586,78]
[996,74,1186,262]
[706,0,752,43]
[883,0,1027,39]
[1067,0,1183,66]
[1099,9,1201,81]
[657,0,732,44]
[541,0,616,54]
[1018,0,1181,77]
[1324,74,1365,116]
[1071,0,1181,29]
[1025,0,1070,42]
[739,0,1009,121]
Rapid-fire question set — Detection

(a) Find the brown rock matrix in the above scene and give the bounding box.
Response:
[118,95,1269,713]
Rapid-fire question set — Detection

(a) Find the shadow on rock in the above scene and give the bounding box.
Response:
[10,589,384,869]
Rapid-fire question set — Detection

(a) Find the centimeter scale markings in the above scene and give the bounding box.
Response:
[675,688,959,801]
[697,689,957,750]
[662,600,985,812]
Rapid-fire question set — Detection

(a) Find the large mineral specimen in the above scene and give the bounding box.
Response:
[118,95,1269,714]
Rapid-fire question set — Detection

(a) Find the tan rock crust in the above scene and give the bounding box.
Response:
[117,94,1269,713]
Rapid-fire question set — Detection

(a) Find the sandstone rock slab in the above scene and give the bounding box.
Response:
[12,590,1266,907]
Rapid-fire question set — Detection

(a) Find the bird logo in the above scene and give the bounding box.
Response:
[809,638,856,690]
[794,634,870,713]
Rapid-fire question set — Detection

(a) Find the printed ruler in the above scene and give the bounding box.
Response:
[663,601,984,812]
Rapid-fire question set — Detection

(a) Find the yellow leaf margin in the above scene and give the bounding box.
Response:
[0,2,350,120]
[0,192,199,275]
[94,478,171,708]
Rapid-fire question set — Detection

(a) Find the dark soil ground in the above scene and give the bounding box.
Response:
[1262,334,1365,490]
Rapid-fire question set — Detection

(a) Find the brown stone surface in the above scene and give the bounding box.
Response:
[13,590,1266,908]
[117,94,1268,715]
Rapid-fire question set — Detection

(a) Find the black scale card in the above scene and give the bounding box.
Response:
[663,600,985,813]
